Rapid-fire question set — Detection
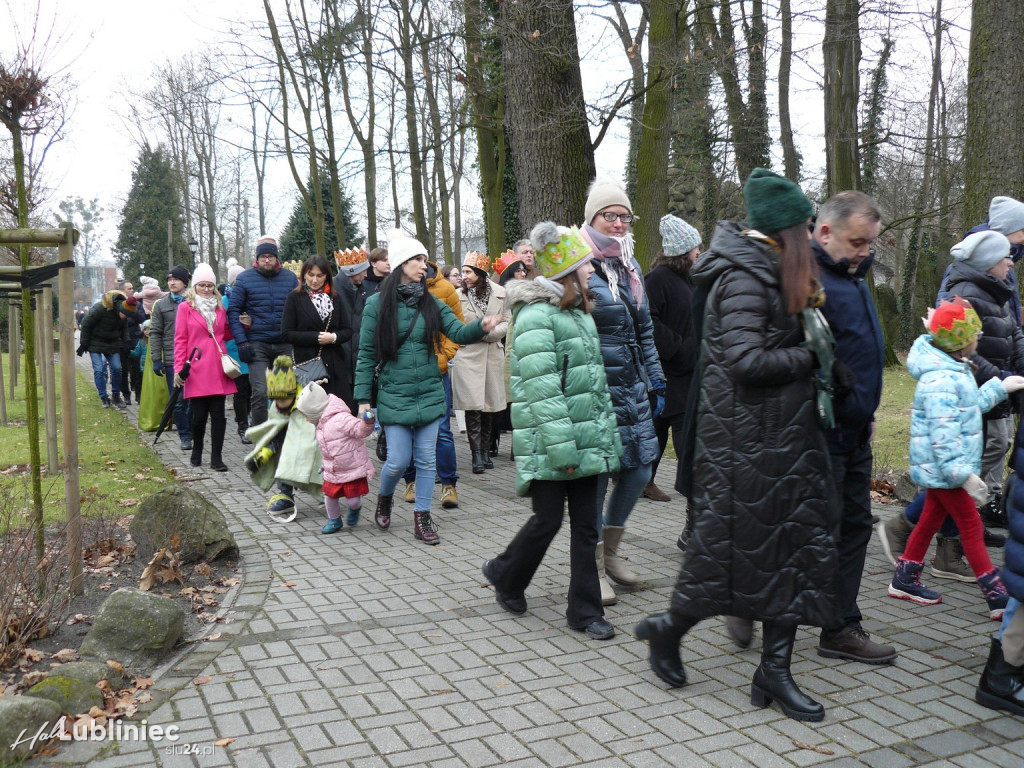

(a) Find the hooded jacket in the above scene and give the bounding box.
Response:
[79,291,129,355]
[669,221,839,628]
[586,252,664,469]
[812,240,885,452]
[906,334,1007,489]
[944,259,1024,420]
[1003,439,1024,601]
[353,291,486,427]
[315,394,375,484]
[506,279,621,496]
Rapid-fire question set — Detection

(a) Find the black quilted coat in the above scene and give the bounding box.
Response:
[944,260,1024,420]
[669,222,839,628]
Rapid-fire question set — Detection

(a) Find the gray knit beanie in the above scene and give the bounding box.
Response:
[659,215,701,257]
[951,230,1011,272]
[988,197,1024,237]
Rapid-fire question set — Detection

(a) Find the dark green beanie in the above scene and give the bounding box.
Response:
[743,168,814,234]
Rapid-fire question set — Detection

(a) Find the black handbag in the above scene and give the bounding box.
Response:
[294,306,332,386]
[376,430,388,462]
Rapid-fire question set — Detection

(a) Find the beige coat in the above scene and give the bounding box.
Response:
[451,282,509,412]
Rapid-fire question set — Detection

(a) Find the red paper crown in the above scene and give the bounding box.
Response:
[493,250,519,276]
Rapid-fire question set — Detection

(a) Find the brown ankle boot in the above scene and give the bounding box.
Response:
[374,494,393,530]
[414,510,440,545]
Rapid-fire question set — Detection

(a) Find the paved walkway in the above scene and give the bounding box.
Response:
[48,357,1024,766]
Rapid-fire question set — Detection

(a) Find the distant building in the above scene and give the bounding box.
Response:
[75,265,119,308]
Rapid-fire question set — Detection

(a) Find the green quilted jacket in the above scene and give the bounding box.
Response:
[507,279,622,496]
[354,292,486,426]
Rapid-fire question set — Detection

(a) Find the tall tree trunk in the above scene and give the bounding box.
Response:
[963,0,1024,224]
[823,0,862,195]
[465,0,508,257]
[861,38,894,197]
[897,0,943,349]
[500,0,595,228]
[418,13,452,264]
[608,1,648,202]
[778,0,799,181]
[395,0,429,246]
[632,0,679,271]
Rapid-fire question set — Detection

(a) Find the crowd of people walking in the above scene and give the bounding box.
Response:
[77,174,1024,723]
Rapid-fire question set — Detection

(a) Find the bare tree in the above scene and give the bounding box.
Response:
[823,0,862,194]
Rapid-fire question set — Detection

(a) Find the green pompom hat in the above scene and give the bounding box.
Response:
[742,168,814,234]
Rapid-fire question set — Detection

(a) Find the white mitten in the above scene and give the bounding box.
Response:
[962,473,989,506]
[1003,375,1024,393]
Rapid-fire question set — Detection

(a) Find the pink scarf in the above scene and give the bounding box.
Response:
[580,225,644,307]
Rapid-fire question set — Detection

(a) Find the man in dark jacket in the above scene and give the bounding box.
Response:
[227,236,299,426]
[812,191,896,665]
[117,282,145,406]
[77,289,130,409]
[150,266,193,450]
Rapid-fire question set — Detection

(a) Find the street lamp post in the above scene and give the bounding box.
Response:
[188,239,198,267]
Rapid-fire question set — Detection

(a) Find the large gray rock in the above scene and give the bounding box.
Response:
[26,676,104,715]
[0,695,64,766]
[47,661,125,686]
[79,588,185,669]
[130,484,238,563]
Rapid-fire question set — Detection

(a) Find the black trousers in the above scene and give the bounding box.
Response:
[651,413,685,485]
[487,475,603,628]
[823,442,875,635]
[189,395,227,463]
[121,347,141,399]
[233,374,252,429]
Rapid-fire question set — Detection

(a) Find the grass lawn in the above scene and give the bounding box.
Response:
[0,352,176,530]
[873,364,915,477]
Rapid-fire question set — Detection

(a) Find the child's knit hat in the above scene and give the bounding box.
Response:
[295,381,329,424]
[925,296,983,353]
[266,356,298,398]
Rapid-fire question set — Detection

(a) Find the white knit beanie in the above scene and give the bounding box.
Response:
[140,275,158,287]
[295,381,330,424]
[951,230,1011,272]
[386,228,429,272]
[584,178,632,227]
[988,197,1024,237]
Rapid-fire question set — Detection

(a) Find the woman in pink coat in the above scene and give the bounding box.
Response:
[174,263,237,471]
[296,381,375,534]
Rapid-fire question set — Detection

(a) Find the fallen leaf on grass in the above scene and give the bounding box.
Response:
[118,498,139,507]
[193,676,212,686]
[105,461,117,466]
[139,548,184,591]
[792,740,834,755]
[214,737,236,747]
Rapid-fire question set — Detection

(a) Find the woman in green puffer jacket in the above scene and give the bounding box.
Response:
[355,229,501,546]
[481,222,622,642]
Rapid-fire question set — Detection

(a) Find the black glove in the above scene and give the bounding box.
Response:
[832,359,857,400]
[237,342,254,364]
[76,345,86,357]
[152,359,164,376]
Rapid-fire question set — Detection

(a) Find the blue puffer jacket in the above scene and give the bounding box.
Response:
[1004,438,1024,600]
[907,335,1006,489]
[227,265,299,344]
[587,257,664,469]
[813,242,884,453]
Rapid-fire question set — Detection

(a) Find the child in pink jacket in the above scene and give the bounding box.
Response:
[296,381,375,534]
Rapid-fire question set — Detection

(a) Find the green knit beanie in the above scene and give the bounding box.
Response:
[743,168,814,234]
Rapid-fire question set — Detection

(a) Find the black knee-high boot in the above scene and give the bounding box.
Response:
[466,411,485,473]
[751,622,824,721]
[481,412,494,469]
[634,612,698,688]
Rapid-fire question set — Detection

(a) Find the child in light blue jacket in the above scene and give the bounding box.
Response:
[890,298,1024,619]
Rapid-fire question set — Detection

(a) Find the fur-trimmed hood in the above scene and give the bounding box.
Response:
[102,290,127,310]
[505,278,558,308]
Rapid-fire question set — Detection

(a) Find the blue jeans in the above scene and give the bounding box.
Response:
[905,490,959,537]
[164,367,192,440]
[90,352,122,400]
[999,597,1020,643]
[596,462,652,536]
[380,418,442,511]
[403,372,458,486]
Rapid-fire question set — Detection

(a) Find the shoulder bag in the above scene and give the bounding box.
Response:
[210,331,241,379]
[294,306,332,386]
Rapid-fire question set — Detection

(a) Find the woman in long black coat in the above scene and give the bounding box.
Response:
[281,254,353,403]
[635,169,839,723]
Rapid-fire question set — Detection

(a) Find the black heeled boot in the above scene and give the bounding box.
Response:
[976,637,1024,715]
[751,622,824,722]
[481,413,494,469]
[634,611,696,688]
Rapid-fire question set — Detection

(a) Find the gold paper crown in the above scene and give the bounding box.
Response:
[463,250,491,273]
[282,260,303,277]
[334,248,368,268]
[493,250,519,277]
